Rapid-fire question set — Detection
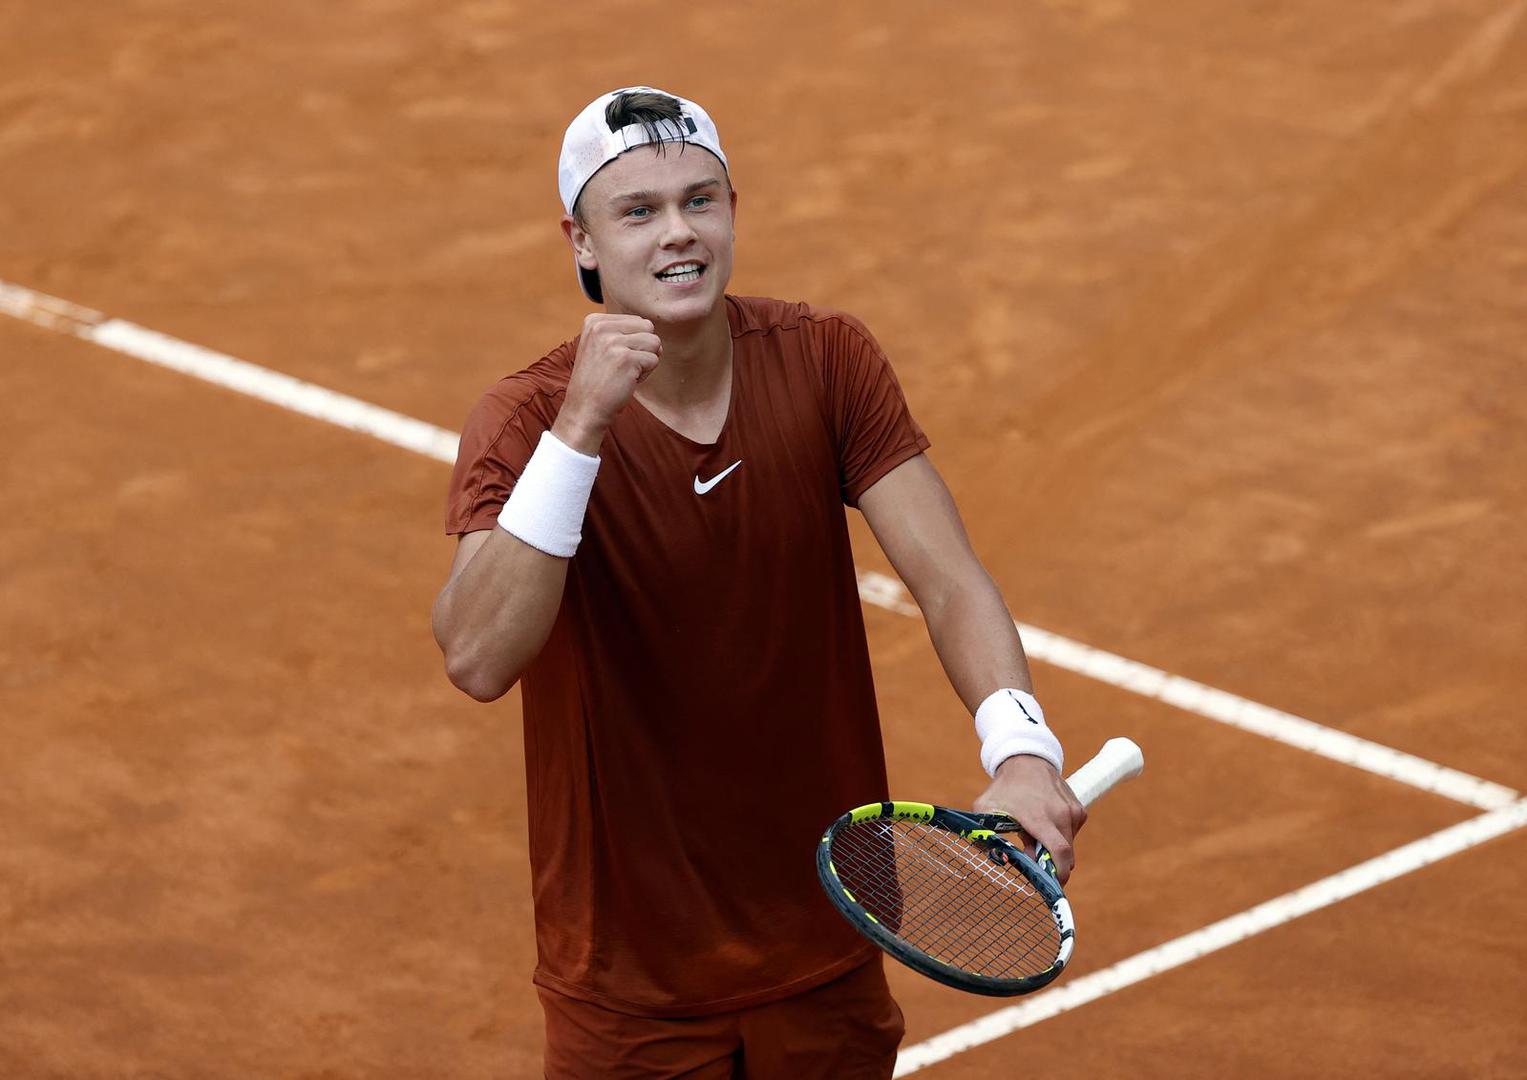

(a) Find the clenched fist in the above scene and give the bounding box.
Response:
[972,753,1087,884]
[552,314,662,454]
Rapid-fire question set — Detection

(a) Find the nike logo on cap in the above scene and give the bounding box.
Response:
[693,460,742,495]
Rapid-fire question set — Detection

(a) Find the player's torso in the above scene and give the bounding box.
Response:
[518,303,890,1009]
[579,328,843,583]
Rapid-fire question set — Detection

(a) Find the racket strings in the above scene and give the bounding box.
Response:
[830,819,1062,980]
[837,823,1059,975]
[836,829,1052,970]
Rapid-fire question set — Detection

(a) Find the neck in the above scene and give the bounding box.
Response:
[632,299,733,407]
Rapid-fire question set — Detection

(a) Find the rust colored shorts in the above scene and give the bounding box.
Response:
[538,958,905,1079]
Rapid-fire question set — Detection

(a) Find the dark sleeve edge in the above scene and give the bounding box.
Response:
[844,434,932,508]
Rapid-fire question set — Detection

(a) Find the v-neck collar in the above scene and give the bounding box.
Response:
[627,296,739,450]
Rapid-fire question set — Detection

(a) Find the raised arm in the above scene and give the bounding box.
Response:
[431,528,573,701]
[857,453,1087,882]
[432,313,661,701]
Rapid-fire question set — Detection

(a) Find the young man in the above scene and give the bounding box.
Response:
[432,87,1086,1078]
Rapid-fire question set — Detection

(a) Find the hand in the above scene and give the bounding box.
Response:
[553,313,663,454]
[972,754,1087,885]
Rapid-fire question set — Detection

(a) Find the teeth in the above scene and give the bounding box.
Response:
[657,263,703,282]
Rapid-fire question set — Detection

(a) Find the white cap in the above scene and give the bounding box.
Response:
[558,86,729,302]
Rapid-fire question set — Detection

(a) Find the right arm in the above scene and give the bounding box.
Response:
[431,313,661,701]
[431,527,572,701]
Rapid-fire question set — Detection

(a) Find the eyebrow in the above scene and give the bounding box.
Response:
[609,177,722,207]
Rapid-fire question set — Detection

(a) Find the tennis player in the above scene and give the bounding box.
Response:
[432,86,1086,1079]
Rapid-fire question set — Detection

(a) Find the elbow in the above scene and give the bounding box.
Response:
[433,606,520,702]
[443,649,521,703]
[447,660,518,703]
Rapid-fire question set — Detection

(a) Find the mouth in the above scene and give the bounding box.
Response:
[654,261,706,285]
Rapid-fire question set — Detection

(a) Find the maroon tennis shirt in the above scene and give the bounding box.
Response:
[445,295,930,1017]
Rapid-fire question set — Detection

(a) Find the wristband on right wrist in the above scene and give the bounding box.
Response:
[496,430,600,557]
[974,687,1064,778]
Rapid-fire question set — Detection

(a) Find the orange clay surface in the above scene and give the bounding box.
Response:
[3,2,1525,1077]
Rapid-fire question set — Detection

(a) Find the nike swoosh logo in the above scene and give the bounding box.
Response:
[1006,689,1041,725]
[693,460,743,495]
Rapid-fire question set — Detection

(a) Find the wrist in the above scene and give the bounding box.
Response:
[551,407,606,456]
[974,688,1064,778]
[496,430,601,557]
[993,752,1055,780]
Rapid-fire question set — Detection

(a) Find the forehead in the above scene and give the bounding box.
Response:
[582,142,727,204]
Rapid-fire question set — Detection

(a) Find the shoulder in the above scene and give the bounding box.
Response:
[461,339,578,439]
[727,296,887,388]
[728,295,879,349]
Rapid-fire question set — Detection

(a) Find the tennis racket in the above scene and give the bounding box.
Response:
[816,736,1144,996]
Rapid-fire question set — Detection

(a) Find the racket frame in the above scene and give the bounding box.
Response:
[816,800,1076,997]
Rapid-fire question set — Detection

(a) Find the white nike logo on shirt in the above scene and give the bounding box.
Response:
[693,460,743,495]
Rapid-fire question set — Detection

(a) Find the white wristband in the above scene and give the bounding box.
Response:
[975,688,1064,777]
[496,430,600,557]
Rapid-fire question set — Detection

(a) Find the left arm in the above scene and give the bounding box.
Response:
[858,453,1087,882]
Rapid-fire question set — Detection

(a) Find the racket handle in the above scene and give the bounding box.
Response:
[1065,737,1144,808]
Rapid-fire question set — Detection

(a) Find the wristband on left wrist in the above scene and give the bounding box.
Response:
[974,687,1063,778]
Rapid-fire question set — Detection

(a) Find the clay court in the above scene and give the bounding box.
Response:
[3,1,1525,1076]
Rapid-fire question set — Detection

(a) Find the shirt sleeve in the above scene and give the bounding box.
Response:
[444,378,561,535]
[819,311,931,506]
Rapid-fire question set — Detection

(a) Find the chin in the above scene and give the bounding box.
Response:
[653,293,720,323]
[617,284,724,323]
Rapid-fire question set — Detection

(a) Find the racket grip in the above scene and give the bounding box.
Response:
[1065,737,1144,808]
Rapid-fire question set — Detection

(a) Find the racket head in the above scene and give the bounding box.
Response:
[816,801,1075,997]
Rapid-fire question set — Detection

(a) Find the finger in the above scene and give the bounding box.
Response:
[1028,821,1075,884]
[629,351,661,383]
[625,332,664,355]
[583,315,652,343]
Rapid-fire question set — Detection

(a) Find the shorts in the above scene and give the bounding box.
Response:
[538,957,905,1079]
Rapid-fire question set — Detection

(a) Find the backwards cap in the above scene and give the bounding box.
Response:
[558,86,729,303]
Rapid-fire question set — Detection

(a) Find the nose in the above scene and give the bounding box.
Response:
[658,205,698,248]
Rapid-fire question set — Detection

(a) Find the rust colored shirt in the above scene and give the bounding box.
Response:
[445,295,930,1017]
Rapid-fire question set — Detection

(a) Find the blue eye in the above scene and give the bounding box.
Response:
[627,207,651,219]
[688,195,712,210]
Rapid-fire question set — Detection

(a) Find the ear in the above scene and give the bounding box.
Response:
[561,215,599,272]
[728,187,739,241]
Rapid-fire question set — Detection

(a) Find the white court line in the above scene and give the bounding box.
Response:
[8,276,1524,1073]
[1,280,461,465]
[893,797,1527,1075]
[856,570,1515,811]
[3,277,1514,812]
